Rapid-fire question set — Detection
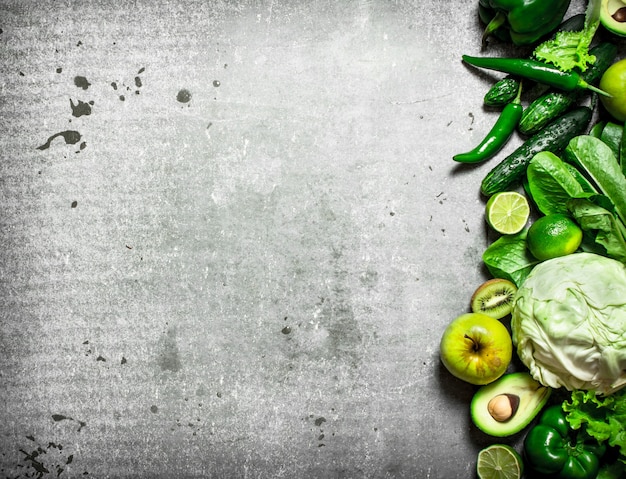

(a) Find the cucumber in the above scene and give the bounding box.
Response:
[484,76,520,107]
[518,92,576,136]
[518,42,618,135]
[481,106,592,196]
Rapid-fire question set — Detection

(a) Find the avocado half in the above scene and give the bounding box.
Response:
[600,0,626,37]
[470,372,551,437]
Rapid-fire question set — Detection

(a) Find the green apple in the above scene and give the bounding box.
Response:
[440,312,513,385]
[599,58,626,122]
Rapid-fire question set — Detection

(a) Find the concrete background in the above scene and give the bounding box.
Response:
[0,0,620,478]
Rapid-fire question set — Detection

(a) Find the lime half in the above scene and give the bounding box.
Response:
[486,191,530,235]
[476,444,523,479]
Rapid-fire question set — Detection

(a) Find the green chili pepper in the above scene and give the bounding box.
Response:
[524,405,606,479]
[462,55,612,97]
[454,83,523,164]
[479,0,572,46]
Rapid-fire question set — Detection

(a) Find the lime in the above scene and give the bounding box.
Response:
[599,58,626,122]
[485,191,530,235]
[526,213,583,261]
[476,444,523,479]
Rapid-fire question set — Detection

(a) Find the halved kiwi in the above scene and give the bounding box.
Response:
[470,278,518,319]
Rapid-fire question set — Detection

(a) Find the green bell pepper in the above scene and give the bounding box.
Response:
[524,405,606,479]
[479,0,572,46]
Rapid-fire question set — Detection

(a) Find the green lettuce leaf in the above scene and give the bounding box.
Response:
[534,31,596,72]
[533,0,600,72]
[482,230,538,287]
[565,135,626,226]
[568,198,626,263]
[563,389,626,463]
[526,151,589,215]
[600,122,624,161]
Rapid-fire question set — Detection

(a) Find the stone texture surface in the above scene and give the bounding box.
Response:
[0,0,610,478]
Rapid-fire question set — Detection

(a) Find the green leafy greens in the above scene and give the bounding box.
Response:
[482,230,539,287]
[526,151,589,215]
[565,136,626,225]
[563,389,626,465]
[533,0,601,72]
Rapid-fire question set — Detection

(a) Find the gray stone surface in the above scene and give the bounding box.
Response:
[0,0,615,478]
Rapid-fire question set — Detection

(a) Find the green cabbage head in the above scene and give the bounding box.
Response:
[512,252,626,395]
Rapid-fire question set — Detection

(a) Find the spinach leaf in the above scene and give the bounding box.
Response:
[565,136,626,225]
[482,230,538,287]
[568,198,626,263]
[526,151,589,215]
[564,163,597,193]
[600,121,623,161]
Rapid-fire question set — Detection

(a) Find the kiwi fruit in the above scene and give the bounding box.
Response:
[470,278,517,319]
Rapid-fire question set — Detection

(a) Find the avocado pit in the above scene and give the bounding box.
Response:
[613,6,626,22]
[487,393,520,422]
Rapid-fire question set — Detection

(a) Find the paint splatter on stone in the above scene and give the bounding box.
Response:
[16,436,79,477]
[37,131,82,150]
[51,414,86,432]
[73,76,91,90]
[70,99,93,117]
[177,89,192,103]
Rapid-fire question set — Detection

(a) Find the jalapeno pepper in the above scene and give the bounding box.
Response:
[462,55,612,98]
[524,405,606,479]
[479,0,571,46]
[454,82,523,164]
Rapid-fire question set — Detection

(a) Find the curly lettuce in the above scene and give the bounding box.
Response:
[511,252,626,395]
[533,0,601,72]
[563,388,626,465]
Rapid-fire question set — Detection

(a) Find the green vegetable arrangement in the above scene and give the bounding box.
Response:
[448,1,626,477]
[519,41,618,135]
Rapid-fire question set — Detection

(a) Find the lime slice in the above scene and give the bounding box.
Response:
[485,191,530,235]
[476,444,523,479]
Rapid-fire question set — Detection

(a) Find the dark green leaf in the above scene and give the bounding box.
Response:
[526,151,589,215]
[600,121,623,161]
[568,198,626,263]
[565,136,626,225]
[482,230,538,287]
